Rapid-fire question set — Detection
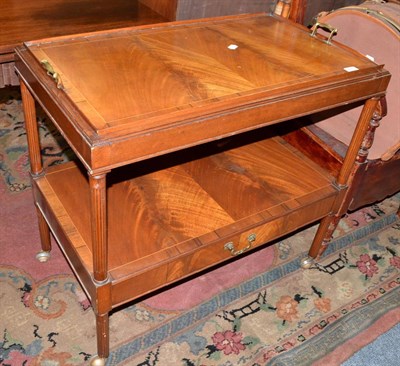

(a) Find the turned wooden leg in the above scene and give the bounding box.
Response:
[35,207,52,262]
[90,313,109,366]
[302,97,382,268]
[20,80,52,262]
[88,173,111,363]
[301,214,340,268]
[89,174,108,282]
[20,80,43,176]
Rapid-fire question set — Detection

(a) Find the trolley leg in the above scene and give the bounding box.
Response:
[35,207,52,262]
[20,80,52,262]
[90,312,109,366]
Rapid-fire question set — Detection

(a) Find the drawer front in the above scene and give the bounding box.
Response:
[111,196,336,306]
[112,214,306,306]
[166,199,335,282]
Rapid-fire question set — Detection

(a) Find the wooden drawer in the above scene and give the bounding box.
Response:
[110,190,336,306]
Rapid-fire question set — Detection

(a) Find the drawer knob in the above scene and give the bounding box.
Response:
[224,233,256,256]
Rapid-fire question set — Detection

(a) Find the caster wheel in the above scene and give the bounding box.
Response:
[36,251,51,263]
[90,356,107,366]
[300,256,315,269]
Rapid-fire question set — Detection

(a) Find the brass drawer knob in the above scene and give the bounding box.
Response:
[224,233,256,256]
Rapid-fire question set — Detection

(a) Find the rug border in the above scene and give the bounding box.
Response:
[265,286,400,366]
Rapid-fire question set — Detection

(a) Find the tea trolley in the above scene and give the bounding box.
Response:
[15,13,390,364]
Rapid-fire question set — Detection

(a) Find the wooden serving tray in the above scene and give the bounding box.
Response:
[16,14,389,170]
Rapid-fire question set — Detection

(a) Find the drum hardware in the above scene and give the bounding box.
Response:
[343,6,400,31]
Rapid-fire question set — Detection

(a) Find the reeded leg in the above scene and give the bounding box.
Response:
[20,80,52,262]
[89,173,111,363]
[20,81,43,176]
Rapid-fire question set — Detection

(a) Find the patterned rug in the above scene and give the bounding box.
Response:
[1,87,399,365]
[0,87,73,193]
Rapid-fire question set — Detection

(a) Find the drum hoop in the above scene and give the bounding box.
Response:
[335,6,400,32]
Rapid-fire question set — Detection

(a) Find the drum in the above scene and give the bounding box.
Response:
[313,1,400,160]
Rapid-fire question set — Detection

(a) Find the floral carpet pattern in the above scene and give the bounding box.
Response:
[1,197,399,365]
[1,87,399,365]
[0,87,73,193]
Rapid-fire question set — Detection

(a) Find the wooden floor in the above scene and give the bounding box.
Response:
[0,0,167,86]
[0,0,166,60]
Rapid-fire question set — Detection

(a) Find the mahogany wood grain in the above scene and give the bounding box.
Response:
[14,13,391,363]
[282,123,344,176]
[15,14,390,172]
[42,136,334,269]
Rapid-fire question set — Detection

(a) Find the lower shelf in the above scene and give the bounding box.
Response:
[33,135,338,307]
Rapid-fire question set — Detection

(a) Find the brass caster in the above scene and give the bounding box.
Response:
[36,251,51,263]
[300,256,315,269]
[90,356,107,366]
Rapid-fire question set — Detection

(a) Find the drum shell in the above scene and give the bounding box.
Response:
[314,1,400,160]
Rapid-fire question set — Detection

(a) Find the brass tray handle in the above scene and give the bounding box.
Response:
[310,22,338,45]
[40,60,64,89]
[224,233,256,256]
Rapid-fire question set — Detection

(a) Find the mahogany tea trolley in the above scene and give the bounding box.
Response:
[15,13,390,364]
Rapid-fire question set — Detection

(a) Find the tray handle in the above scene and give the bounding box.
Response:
[40,60,64,89]
[310,22,338,45]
